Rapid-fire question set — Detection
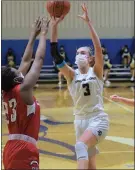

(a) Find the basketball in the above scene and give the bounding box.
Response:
[46,1,70,18]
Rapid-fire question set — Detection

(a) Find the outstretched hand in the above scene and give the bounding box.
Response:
[40,17,50,35]
[31,17,42,37]
[78,3,90,23]
[110,95,121,102]
[50,15,65,27]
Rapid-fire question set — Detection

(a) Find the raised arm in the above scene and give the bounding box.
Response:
[50,17,75,84]
[18,17,41,76]
[110,95,134,107]
[78,3,103,79]
[20,17,49,105]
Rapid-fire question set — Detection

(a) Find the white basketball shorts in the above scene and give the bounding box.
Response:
[74,113,109,157]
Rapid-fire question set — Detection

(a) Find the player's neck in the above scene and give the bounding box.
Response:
[79,66,89,74]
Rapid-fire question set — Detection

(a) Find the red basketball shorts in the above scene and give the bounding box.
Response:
[3,140,39,170]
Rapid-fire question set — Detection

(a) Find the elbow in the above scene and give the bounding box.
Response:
[21,82,31,91]
[35,49,45,61]
[95,45,102,52]
[34,55,44,66]
[95,47,102,57]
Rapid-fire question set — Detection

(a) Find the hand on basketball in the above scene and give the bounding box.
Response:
[31,17,42,37]
[40,17,50,35]
[50,15,65,27]
[110,95,121,102]
[78,3,90,23]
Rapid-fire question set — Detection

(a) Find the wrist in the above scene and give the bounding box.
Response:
[118,97,122,102]
[28,34,36,44]
[30,31,37,38]
[40,32,47,36]
[51,24,58,29]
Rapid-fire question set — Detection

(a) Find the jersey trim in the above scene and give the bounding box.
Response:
[9,134,37,145]
[27,102,36,116]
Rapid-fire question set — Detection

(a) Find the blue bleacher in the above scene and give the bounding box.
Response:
[16,64,133,83]
[36,64,132,83]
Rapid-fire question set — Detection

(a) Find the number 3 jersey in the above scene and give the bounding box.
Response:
[68,67,105,116]
[2,84,40,140]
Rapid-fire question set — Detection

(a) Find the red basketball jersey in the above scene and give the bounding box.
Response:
[2,84,40,140]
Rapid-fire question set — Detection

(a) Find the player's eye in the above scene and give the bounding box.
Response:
[81,51,86,55]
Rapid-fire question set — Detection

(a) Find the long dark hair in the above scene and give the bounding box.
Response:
[2,66,17,92]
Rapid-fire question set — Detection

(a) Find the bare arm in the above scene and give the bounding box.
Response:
[110,95,134,106]
[18,17,41,76]
[88,22,103,79]
[78,3,103,79]
[119,98,134,106]
[20,17,49,105]
[50,17,75,84]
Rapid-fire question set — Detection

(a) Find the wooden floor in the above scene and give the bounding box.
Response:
[2,82,134,169]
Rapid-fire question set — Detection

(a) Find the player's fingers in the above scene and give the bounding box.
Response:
[51,16,54,21]
[35,16,40,22]
[44,16,48,22]
[46,18,51,27]
[36,16,41,23]
[41,17,45,26]
[81,4,85,11]
[82,3,88,14]
[110,95,114,99]
[112,95,118,98]
[83,2,86,8]
[77,15,84,19]
[84,2,87,10]
[85,7,88,15]
[60,15,65,21]
[55,15,63,24]
[35,16,41,25]
[48,17,50,23]
[33,16,39,27]
[53,16,56,20]
[110,95,117,99]
[85,6,88,13]
[41,16,50,28]
[82,3,86,11]
[37,18,42,28]
[43,17,47,25]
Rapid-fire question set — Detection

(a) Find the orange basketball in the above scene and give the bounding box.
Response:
[46,1,70,18]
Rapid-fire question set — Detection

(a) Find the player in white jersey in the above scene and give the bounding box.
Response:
[50,3,109,169]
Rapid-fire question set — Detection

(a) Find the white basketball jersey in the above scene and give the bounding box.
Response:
[68,67,104,116]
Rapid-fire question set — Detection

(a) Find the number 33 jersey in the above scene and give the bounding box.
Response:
[68,68,104,116]
[2,84,40,140]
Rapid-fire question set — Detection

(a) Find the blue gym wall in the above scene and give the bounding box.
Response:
[2,38,135,66]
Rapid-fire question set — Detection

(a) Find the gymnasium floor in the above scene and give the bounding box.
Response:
[2,82,134,169]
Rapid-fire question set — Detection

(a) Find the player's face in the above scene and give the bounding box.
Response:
[75,47,91,68]
[76,47,90,58]
[76,47,95,68]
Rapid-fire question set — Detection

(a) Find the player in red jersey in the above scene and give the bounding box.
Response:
[2,17,49,170]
